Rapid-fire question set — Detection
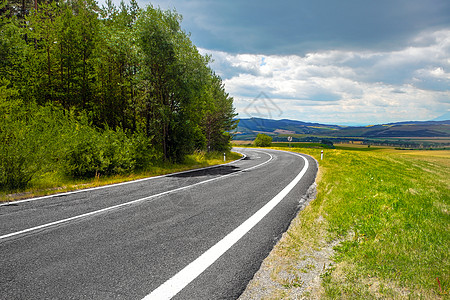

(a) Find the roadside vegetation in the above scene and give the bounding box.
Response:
[237,143,449,299]
[1,150,242,202]
[1,0,237,194]
[254,133,273,147]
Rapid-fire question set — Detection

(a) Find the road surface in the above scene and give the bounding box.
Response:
[0,148,317,299]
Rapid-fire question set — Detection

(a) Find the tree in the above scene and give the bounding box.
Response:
[0,0,238,190]
[254,133,272,147]
[94,0,139,130]
[202,73,238,152]
[320,139,335,149]
[135,5,214,161]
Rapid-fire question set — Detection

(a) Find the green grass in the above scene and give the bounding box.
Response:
[250,144,449,298]
[236,141,336,149]
[272,142,330,148]
[321,150,448,296]
[0,151,242,202]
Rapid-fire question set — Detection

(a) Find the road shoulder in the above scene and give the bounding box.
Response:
[238,183,339,299]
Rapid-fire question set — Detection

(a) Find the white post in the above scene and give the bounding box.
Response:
[224,153,226,162]
[321,150,323,160]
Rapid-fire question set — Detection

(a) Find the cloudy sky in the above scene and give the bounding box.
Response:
[113,0,450,125]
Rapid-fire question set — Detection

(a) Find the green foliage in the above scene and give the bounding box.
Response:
[65,127,104,178]
[320,139,335,148]
[254,133,273,147]
[0,103,65,190]
[64,126,145,177]
[0,102,160,188]
[202,73,238,152]
[0,1,236,191]
[135,5,223,161]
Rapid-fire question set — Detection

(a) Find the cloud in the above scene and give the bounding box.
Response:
[201,29,450,124]
[101,0,450,124]
[142,0,450,55]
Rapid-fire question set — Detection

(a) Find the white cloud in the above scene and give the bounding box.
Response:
[201,29,450,124]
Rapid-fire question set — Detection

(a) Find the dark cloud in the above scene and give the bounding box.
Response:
[147,0,450,55]
[107,0,450,123]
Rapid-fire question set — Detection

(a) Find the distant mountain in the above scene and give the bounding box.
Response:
[333,123,450,138]
[235,117,450,139]
[386,120,450,126]
[432,111,450,122]
[236,118,342,134]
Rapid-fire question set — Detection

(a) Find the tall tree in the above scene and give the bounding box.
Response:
[1,0,238,186]
[136,5,210,161]
[202,73,238,152]
[94,0,139,130]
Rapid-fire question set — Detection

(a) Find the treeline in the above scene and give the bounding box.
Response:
[0,0,237,190]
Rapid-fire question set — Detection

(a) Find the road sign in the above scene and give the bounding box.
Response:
[287,136,292,148]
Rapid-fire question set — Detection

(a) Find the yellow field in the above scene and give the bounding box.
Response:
[398,150,450,158]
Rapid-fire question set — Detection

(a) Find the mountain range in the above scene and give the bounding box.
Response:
[235,118,450,139]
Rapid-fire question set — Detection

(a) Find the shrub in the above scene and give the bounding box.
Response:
[321,139,335,149]
[254,133,273,147]
[64,126,140,178]
[0,102,48,190]
[65,129,104,178]
[0,100,159,190]
[131,130,159,170]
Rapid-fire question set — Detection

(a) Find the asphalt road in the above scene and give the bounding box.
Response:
[0,148,317,300]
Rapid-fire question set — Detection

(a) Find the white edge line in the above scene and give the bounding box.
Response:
[142,151,309,300]
[0,149,269,241]
[0,150,247,207]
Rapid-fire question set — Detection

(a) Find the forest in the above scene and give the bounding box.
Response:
[0,0,237,191]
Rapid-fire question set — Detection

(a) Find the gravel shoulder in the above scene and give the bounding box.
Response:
[239,183,338,299]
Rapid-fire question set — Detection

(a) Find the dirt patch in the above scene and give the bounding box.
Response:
[239,239,340,299]
[239,183,340,299]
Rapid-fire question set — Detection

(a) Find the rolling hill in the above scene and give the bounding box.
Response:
[234,118,450,140]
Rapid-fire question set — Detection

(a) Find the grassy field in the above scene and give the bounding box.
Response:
[1,151,242,203]
[239,143,449,299]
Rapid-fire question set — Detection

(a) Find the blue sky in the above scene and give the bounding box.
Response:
[106,0,450,125]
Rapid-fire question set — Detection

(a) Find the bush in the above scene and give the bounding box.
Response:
[0,100,160,191]
[131,130,159,170]
[321,139,335,149]
[0,102,50,190]
[65,126,144,178]
[254,133,273,147]
[65,128,104,178]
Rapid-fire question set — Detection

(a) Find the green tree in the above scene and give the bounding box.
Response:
[202,73,238,152]
[136,5,212,161]
[94,0,140,130]
[254,133,272,147]
[0,0,238,190]
[320,139,335,149]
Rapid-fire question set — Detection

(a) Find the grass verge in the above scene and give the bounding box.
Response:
[0,151,242,203]
[239,144,449,299]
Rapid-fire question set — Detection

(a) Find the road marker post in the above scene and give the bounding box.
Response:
[321,150,323,160]
[224,152,226,162]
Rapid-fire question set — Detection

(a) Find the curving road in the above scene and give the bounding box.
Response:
[0,148,317,299]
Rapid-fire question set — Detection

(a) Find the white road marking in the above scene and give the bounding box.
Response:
[143,151,309,300]
[0,150,271,241]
